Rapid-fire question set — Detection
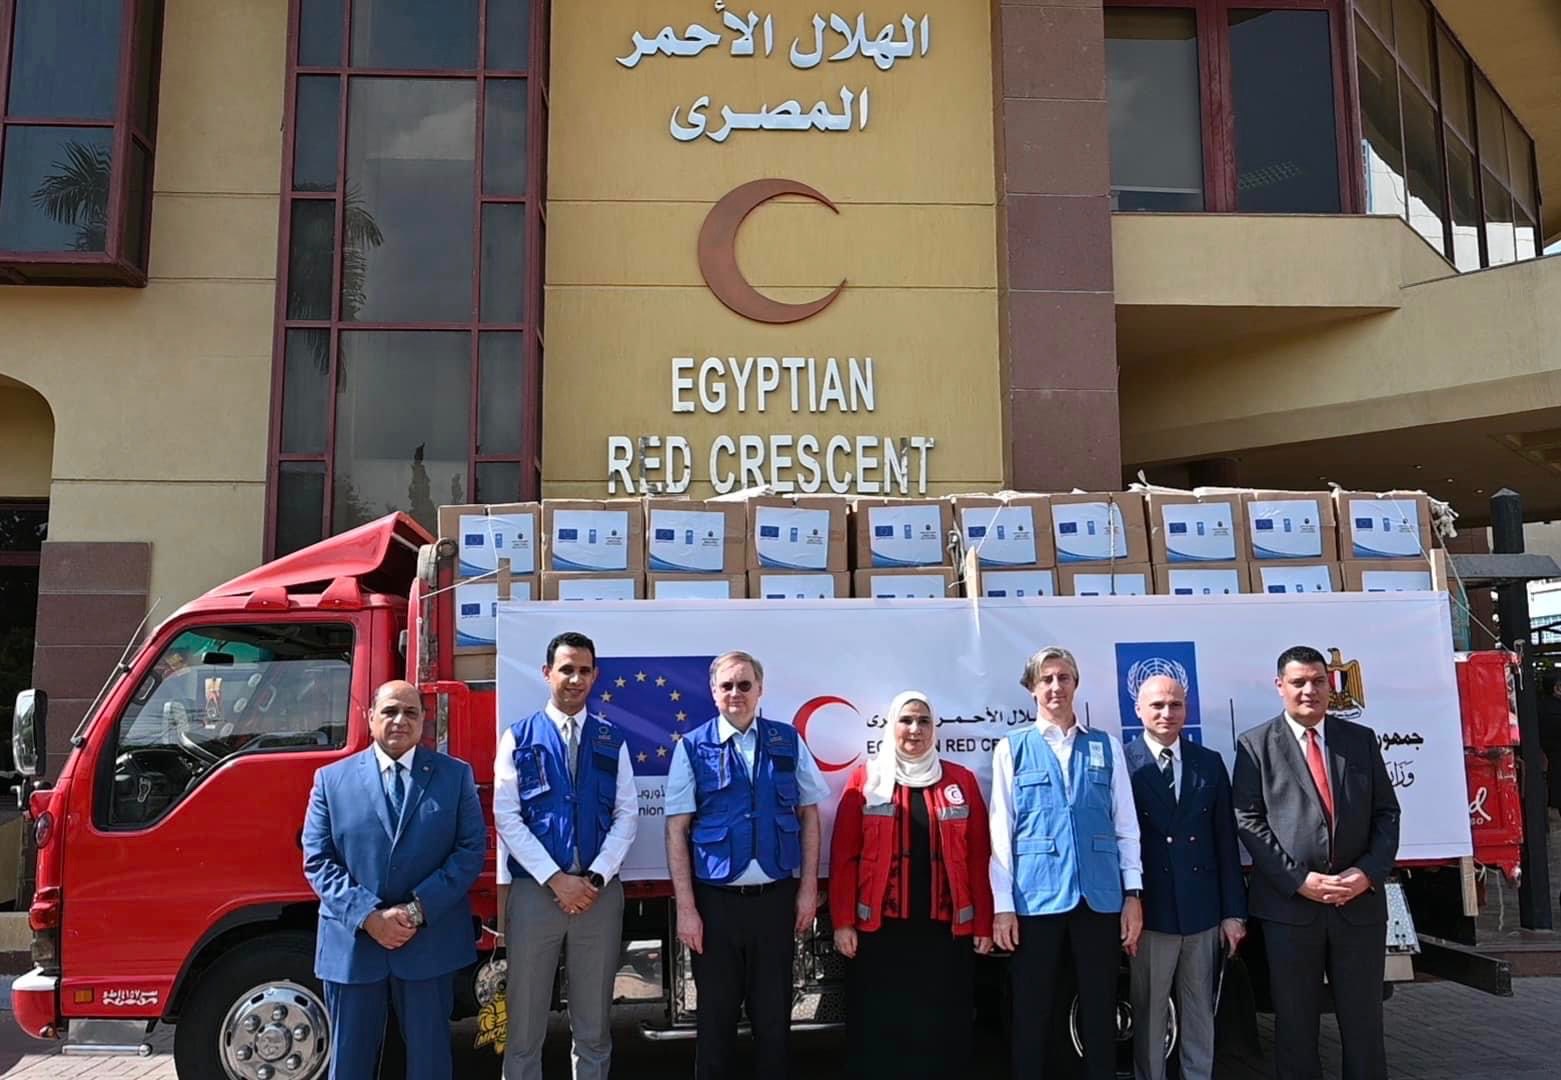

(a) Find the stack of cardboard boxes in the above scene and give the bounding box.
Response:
[1336,491,1435,591]
[440,502,540,651]
[1052,492,1152,596]
[954,494,1057,597]
[539,499,646,599]
[850,497,956,598]
[745,495,851,598]
[645,498,747,598]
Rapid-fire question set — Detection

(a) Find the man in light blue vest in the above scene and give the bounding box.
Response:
[493,631,638,1080]
[665,649,829,1080]
[990,645,1144,1080]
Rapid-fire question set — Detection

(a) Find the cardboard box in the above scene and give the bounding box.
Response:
[746,496,849,572]
[952,495,1055,568]
[1057,563,1152,596]
[1154,562,1250,596]
[647,572,748,599]
[1337,492,1434,560]
[540,571,645,601]
[747,571,851,599]
[1342,558,1434,592]
[437,502,540,578]
[1050,492,1149,564]
[1146,492,1248,564]
[453,652,497,682]
[542,499,645,572]
[853,567,957,599]
[852,497,954,568]
[1244,491,1338,561]
[645,498,746,573]
[1249,561,1340,594]
[973,568,1057,598]
[454,575,538,648]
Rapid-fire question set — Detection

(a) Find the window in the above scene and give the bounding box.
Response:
[0,502,46,772]
[0,0,163,284]
[1105,1,1349,214]
[101,622,353,828]
[268,0,547,557]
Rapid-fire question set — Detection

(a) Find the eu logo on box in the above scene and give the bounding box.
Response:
[559,528,579,540]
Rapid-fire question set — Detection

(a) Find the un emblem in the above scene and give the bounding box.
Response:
[1115,641,1203,741]
[1126,657,1190,698]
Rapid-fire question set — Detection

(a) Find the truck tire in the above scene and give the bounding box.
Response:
[174,931,332,1080]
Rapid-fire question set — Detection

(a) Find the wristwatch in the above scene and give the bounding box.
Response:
[406,896,426,927]
[585,872,606,889]
[1123,889,1143,899]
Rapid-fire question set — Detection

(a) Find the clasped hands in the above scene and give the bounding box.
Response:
[363,906,420,950]
[548,871,600,916]
[1299,867,1371,906]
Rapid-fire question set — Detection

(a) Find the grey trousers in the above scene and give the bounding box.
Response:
[503,876,625,1080]
[1130,926,1221,1080]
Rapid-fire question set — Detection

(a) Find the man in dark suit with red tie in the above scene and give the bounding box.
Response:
[1232,645,1401,1080]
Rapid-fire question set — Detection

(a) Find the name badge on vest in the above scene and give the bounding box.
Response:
[1088,740,1106,769]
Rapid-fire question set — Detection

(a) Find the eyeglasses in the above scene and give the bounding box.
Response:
[717,680,754,693]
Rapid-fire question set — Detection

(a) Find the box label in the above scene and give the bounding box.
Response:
[550,510,631,571]
[753,506,832,570]
[867,505,944,567]
[1053,502,1128,562]
[980,570,1054,597]
[1360,569,1432,592]
[1257,564,1334,594]
[1069,572,1148,596]
[454,579,533,646]
[458,512,536,576]
[652,578,734,600]
[1160,502,1238,562]
[961,505,1039,566]
[864,573,947,598]
[757,573,839,599]
[648,509,728,573]
[556,576,637,601]
[1347,498,1423,558]
[1164,568,1243,596]
[1248,499,1325,559]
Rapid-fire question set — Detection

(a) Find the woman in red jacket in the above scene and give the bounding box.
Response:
[830,690,994,1080]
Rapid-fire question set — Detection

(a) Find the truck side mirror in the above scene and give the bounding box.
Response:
[12,689,47,779]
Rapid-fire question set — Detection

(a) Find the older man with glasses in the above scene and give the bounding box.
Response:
[664,650,829,1080]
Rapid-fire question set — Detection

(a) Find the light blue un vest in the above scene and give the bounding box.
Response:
[1008,725,1124,915]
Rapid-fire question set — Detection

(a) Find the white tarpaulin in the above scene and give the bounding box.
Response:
[495,593,1471,880]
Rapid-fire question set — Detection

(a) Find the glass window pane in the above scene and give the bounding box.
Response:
[130,0,162,134]
[1514,208,1537,262]
[483,79,529,195]
[345,78,475,322]
[487,0,532,70]
[1482,171,1515,267]
[276,462,327,556]
[1402,84,1444,255]
[299,0,345,67]
[287,200,337,320]
[293,77,342,192]
[478,332,523,455]
[0,506,48,552]
[1229,10,1339,213]
[1356,0,1393,45]
[350,0,478,70]
[125,140,152,270]
[334,331,471,533]
[282,329,332,455]
[1445,136,1480,272]
[1437,29,1471,141]
[7,0,123,120]
[1506,112,1535,213]
[1356,18,1405,220]
[1392,0,1432,89]
[1104,10,1204,212]
[480,204,525,323]
[476,462,522,504]
[0,126,113,253]
[1475,75,1507,183]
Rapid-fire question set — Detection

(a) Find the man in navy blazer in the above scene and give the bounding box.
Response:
[303,680,486,1080]
[1125,675,1246,1080]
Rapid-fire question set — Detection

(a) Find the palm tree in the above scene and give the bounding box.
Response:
[288,185,385,371]
[31,139,111,252]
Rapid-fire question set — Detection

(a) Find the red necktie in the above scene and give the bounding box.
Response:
[1306,728,1334,830]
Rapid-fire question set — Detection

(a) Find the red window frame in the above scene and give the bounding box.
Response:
[0,0,163,285]
[264,0,549,560]
[1105,0,1360,214]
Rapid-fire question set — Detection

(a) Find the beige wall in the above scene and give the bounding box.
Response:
[544,0,1002,498]
[0,0,285,607]
[0,380,53,499]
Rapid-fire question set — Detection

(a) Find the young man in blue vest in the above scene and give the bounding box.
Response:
[664,649,830,1080]
[990,646,1144,1080]
[493,631,639,1080]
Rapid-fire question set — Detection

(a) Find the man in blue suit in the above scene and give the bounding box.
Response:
[1125,675,1246,1080]
[303,680,486,1080]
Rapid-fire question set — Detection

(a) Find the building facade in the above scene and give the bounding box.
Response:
[1,0,1558,771]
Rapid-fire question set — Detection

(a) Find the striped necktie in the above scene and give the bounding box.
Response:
[388,761,406,824]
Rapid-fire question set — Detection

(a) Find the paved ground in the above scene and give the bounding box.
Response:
[0,975,1556,1078]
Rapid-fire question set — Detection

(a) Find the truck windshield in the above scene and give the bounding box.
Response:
[101,622,354,828]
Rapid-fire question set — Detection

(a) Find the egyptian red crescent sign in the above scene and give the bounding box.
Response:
[697,178,846,324]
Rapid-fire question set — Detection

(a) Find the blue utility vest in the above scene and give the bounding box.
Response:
[1008,725,1124,915]
[506,710,623,880]
[685,717,803,883]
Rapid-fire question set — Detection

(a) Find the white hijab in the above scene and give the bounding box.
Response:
[865,690,944,805]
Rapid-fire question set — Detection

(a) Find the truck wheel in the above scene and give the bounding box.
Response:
[174,932,331,1080]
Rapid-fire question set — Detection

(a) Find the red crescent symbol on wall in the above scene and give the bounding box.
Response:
[697,178,846,324]
[793,694,861,772]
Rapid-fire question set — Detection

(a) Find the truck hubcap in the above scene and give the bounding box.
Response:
[220,982,329,1080]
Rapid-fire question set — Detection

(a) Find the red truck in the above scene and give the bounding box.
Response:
[7,512,1529,1078]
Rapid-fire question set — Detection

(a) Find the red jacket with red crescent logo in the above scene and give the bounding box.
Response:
[828,760,994,937]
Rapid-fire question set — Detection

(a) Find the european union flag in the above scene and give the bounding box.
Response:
[588,655,715,776]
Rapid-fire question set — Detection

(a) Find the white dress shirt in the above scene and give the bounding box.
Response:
[1141,730,1182,799]
[493,702,638,886]
[1284,712,1329,786]
[988,718,1143,914]
[371,743,416,799]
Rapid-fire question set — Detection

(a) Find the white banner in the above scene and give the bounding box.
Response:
[496,593,1471,880]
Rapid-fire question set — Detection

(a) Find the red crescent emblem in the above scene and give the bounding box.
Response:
[792,695,861,772]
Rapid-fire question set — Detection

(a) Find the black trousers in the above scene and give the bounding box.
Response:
[1010,902,1119,1080]
[691,879,798,1080]
[1261,911,1387,1080]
